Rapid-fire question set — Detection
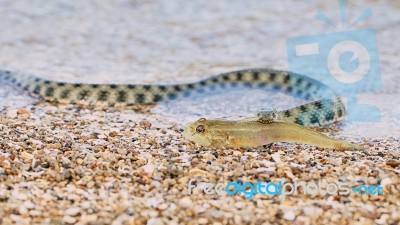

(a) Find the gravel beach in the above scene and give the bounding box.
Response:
[0,1,399,224]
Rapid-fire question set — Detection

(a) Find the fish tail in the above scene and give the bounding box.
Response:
[334,140,365,151]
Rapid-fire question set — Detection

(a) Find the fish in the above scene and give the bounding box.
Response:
[182,118,364,151]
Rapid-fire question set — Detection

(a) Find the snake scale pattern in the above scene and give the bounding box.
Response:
[0,68,345,127]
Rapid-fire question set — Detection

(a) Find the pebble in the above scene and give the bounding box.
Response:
[140,120,152,129]
[296,216,311,225]
[64,207,81,216]
[17,108,30,119]
[380,177,392,188]
[376,214,389,225]
[109,131,118,137]
[271,153,282,163]
[235,202,246,209]
[63,216,77,224]
[178,197,193,208]
[386,160,399,168]
[141,164,156,174]
[47,143,62,149]
[303,206,323,217]
[83,214,98,223]
[283,210,296,221]
[23,201,35,209]
[198,218,208,224]
[6,109,18,118]
[147,218,165,225]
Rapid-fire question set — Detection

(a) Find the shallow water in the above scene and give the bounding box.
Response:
[152,85,308,123]
[0,0,399,138]
[153,86,400,138]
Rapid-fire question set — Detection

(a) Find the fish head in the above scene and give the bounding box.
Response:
[182,118,224,147]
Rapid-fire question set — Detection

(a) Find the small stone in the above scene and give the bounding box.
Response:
[15,193,28,201]
[303,206,323,216]
[141,164,156,174]
[283,210,296,221]
[157,203,168,211]
[198,218,208,224]
[178,196,193,208]
[47,143,62,149]
[23,201,35,209]
[20,151,34,160]
[386,160,399,168]
[140,120,152,129]
[83,214,98,223]
[136,159,147,167]
[63,216,77,224]
[235,202,246,209]
[376,214,389,225]
[232,151,241,157]
[296,216,311,225]
[109,131,118,137]
[280,200,295,206]
[29,210,41,216]
[17,108,30,119]
[303,153,314,162]
[64,207,81,216]
[117,149,127,155]
[147,218,164,225]
[380,177,392,188]
[7,109,18,118]
[271,153,281,163]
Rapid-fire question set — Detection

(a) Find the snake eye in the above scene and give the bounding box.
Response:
[196,125,205,133]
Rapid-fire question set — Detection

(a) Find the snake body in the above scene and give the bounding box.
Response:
[0,68,345,127]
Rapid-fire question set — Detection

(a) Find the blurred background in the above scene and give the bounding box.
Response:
[0,0,399,137]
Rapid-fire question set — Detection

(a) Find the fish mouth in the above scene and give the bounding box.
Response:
[181,126,194,141]
[181,129,189,139]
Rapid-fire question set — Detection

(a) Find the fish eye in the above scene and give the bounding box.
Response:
[196,125,205,133]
